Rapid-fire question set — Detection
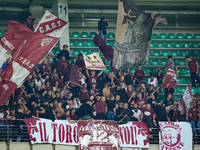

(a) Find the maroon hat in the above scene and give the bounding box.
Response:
[63,44,68,49]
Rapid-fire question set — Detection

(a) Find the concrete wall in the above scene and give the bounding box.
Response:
[0,143,199,150]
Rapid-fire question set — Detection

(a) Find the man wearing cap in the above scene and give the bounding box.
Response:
[98,17,108,41]
[57,44,70,61]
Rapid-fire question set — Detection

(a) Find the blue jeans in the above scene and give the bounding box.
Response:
[190,120,197,135]
[99,30,108,41]
[106,111,114,120]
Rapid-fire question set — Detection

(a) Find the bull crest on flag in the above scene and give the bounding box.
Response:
[41,37,54,46]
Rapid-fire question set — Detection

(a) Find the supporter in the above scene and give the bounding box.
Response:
[86,69,103,87]
[119,103,130,124]
[126,68,134,80]
[128,91,137,103]
[95,96,107,120]
[147,72,158,90]
[177,110,186,122]
[189,102,197,136]
[133,64,145,86]
[102,82,111,98]
[79,83,89,101]
[163,93,174,107]
[185,55,200,87]
[75,54,85,69]
[0,106,9,128]
[89,83,99,95]
[136,92,153,108]
[98,17,108,41]
[26,81,35,98]
[131,103,141,121]
[104,71,118,89]
[35,73,45,88]
[40,64,49,78]
[57,56,67,73]
[24,13,33,31]
[53,81,61,93]
[106,94,116,120]
[156,68,164,84]
[122,70,133,85]
[79,100,93,120]
[126,85,134,100]
[41,58,51,73]
[57,44,70,61]
[69,108,79,121]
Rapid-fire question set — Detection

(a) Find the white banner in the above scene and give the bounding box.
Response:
[159,122,192,150]
[24,118,149,148]
[83,52,106,70]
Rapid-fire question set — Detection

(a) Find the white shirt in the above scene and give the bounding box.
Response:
[132,109,142,121]
[147,77,158,88]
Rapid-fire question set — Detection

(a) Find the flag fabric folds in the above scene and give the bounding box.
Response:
[83,52,106,71]
[69,65,85,87]
[178,84,193,121]
[160,69,177,89]
[113,0,167,69]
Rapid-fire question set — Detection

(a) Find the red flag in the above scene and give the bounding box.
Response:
[0,21,59,105]
[178,84,193,121]
[160,69,177,88]
[69,65,85,87]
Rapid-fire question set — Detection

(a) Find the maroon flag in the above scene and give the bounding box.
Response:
[178,84,193,121]
[160,69,177,88]
[69,65,85,87]
[0,21,59,105]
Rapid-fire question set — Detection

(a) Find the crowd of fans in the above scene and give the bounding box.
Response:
[0,43,200,138]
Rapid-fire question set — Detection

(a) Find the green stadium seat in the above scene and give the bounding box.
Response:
[0,29,3,35]
[196,51,200,57]
[69,32,71,38]
[77,40,85,47]
[102,58,107,64]
[159,88,164,93]
[106,41,112,46]
[112,41,115,47]
[176,33,184,39]
[52,48,60,55]
[70,58,75,64]
[80,32,89,38]
[174,42,182,48]
[143,78,147,83]
[193,33,200,39]
[172,59,178,64]
[148,68,157,74]
[152,50,161,56]
[72,49,81,55]
[165,42,173,48]
[141,60,151,65]
[176,96,182,102]
[171,50,179,57]
[159,33,167,39]
[160,59,168,66]
[152,33,158,39]
[142,68,148,74]
[85,40,94,47]
[3,29,7,33]
[104,67,112,74]
[99,51,103,56]
[183,69,190,75]
[162,69,166,74]
[185,33,193,39]
[130,68,137,74]
[106,60,111,65]
[167,33,176,39]
[176,78,182,84]
[183,78,190,84]
[198,87,200,93]
[159,96,165,101]
[174,87,179,93]
[191,42,199,48]
[72,32,80,38]
[107,32,115,38]
[177,69,184,75]
[177,59,186,66]
[149,51,153,56]
[179,87,185,93]
[151,59,160,65]
[91,49,99,54]
[53,58,59,64]
[182,42,190,48]
[179,51,188,57]
[156,42,165,48]
[188,51,196,57]
[70,40,76,47]
[82,49,90,55]
[162,50,170,57]
[89,32,97,38]
[191,87,197,94]
[150,42,155,48]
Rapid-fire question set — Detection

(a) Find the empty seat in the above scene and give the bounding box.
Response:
[99,51,103,56]
[162,50,170,57]
[160,59,168,66]
[52,48,60,55]
[106,60,111,65]
[156,42,164,48]
[112,41,115,47]
[183,78,190,84]
[185,33,193,39]
[198,87,200,93]
[70,40,76,47]
[104,67,112,74]
[179,87,185,93]
[77,40,85,47]
[196,51,200,57]
[182,42,190,48]
[191,42,199,48]
[183,69,190,75]
[177,68,184,75]
[149,51,153,56]
[159,88,164,93]
[171,50,179,57]
[174,42,182,48]
[152,33,158,39]
[188,51,196,57]
[142,68,148,74]
[150,42,155,48]
[176,33,184,39]
[174,87,179,93]
[106,41,112,46]
[151,59,160,65]
[193,33,200,39]
[85,40,94,47]
[179,51,188,57]
[159,33,167,39]
[176,96,182,102]
[148,68,157,74]
[70,58,75,64]
[80,32,89,38]
[72,49,81,55]
[130,68,137,74]
[167,33,176,39]
[69,32,71,38]
[152,50,161,56]
[72,32,80,38]
[191,87,197,94]
[176,78,183,84]
[177,59,186,66]
[82,49,90,55]
[165,42,173,48]
[107,32,115,38]
[89,32,97,38]
[172,59,178,64]
[0,29,4,35]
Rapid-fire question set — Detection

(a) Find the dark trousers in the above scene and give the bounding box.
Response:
[190,72,200,87]
[144,117,154,128]
[96,113,106,120]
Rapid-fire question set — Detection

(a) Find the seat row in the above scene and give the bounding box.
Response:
[150,41,199,48]
[69,32,115,38]
[0,29,7,35]
[159,86,200,94]
[149,50,200,57]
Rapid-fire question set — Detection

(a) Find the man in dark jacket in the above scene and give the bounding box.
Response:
[98,17,108,41]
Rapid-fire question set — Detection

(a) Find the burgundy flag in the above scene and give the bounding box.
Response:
[178,84,193,121]
[0,21,59,105]
[160,69,177,88]
[69,65,85,87]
